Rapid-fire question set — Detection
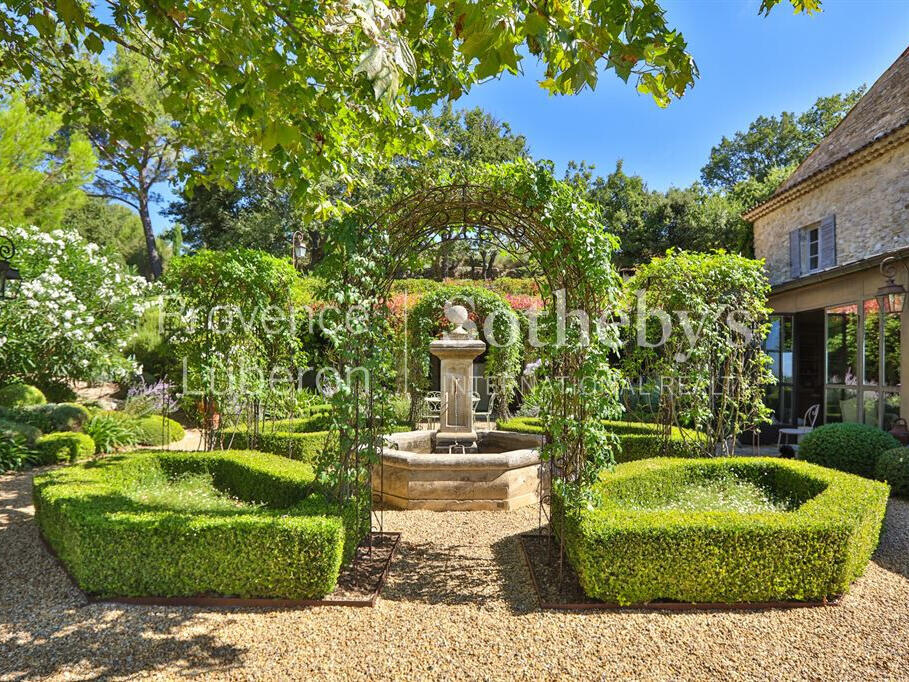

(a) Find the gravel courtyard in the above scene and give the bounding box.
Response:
[2,468,908,681]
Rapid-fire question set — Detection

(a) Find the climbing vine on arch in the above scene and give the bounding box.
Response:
[317,159,625,542]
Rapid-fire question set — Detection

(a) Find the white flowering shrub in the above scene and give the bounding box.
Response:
[0,225,152,385]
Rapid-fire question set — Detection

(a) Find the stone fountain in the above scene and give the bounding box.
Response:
[429,304,485,453]
[373,303,545,511]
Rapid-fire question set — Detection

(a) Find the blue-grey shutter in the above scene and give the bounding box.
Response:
[819,215,836,269]
[789,229,801,279]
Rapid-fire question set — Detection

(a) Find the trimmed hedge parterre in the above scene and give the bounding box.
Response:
[556,457,889,604]
[221,415,334,464]
[498,416,705,461]
[33,450,347,599]
[798,422,900,478]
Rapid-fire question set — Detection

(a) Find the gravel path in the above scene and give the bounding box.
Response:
[2,468,908,681]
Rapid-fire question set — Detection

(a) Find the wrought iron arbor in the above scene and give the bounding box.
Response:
[321,178,620,568]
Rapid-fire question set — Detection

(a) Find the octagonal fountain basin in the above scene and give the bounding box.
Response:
[374,429,544,511]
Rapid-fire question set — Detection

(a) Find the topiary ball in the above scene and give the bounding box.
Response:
[0,384,47,408]
[135,416,186,445]
[799,422,900,478]
[35,432,96,464]
[875,447,909,497]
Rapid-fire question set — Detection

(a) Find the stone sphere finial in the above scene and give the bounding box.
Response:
[445,304,469,327]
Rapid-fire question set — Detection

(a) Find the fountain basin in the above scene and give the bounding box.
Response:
[374,430,544,511]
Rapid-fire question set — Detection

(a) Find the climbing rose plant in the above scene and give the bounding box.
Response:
[0,224,151,385]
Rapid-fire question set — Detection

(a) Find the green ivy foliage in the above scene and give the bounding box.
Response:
[557,457,888,604]
[406,284,523,416]
[318,160,623,527]
[33,450,345,599]
[799,422,900,479]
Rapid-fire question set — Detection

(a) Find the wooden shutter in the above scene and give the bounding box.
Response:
[819,215,836,269]
[789,229,801,279]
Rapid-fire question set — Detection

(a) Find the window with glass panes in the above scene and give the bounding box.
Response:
[825,299,901,429]
[763,315,794,425]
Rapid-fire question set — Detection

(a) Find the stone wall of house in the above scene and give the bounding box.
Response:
[754,141,909,286]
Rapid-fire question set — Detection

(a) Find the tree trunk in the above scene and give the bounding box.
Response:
[138,191,163,280]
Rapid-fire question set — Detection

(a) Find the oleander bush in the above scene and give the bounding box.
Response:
[33,450,347,599]
[498,416,706,461]
[555,457,889,604]
[135,416,186,446]
[0,383,46,408]
[35,432,96,464]
[798,422,900,478]
[0,403,91,433]
[875,447,909,497]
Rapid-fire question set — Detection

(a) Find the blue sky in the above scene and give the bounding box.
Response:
[147,0,909,232]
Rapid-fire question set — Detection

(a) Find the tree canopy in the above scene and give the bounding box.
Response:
[0,93,95,229]
[700,87,865,190]
[1,0,817,215]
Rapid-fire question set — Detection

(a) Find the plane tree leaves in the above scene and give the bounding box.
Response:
[0,0,819,214]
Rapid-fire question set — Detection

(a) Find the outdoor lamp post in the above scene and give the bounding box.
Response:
[876,256,908,314]
[292,230,308,270]
[0,235,21,301]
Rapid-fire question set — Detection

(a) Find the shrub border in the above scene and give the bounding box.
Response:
[553,457,889,606]
[517,533,838,611]
[38,530,400,608]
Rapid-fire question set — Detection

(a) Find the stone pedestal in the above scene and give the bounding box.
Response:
[429,306,486,451]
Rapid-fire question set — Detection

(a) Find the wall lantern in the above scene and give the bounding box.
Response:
[0,235,21,301]
[876,255,908,315]
[292,230,309,270]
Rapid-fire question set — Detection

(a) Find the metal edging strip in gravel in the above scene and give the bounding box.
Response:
[518,533,840,612]
[39,531,401,609]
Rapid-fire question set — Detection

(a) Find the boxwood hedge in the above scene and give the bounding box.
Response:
[135,416,186,445]
[0,403,91,433]
[798,422,900,478]
[0,383,46,408]
[556,457,889,604]
[33,450,347,599]
[222,413,409,465]
[498,416,705,461]
[221,415,334,464]
[35,432,96,464]
[875,447,909,497]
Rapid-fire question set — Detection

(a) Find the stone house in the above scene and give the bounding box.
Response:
[744,46,909,438]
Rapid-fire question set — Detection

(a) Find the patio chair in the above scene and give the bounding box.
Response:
[424,391,442,429]
[777,403,820,449]
[474,392,497,428]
